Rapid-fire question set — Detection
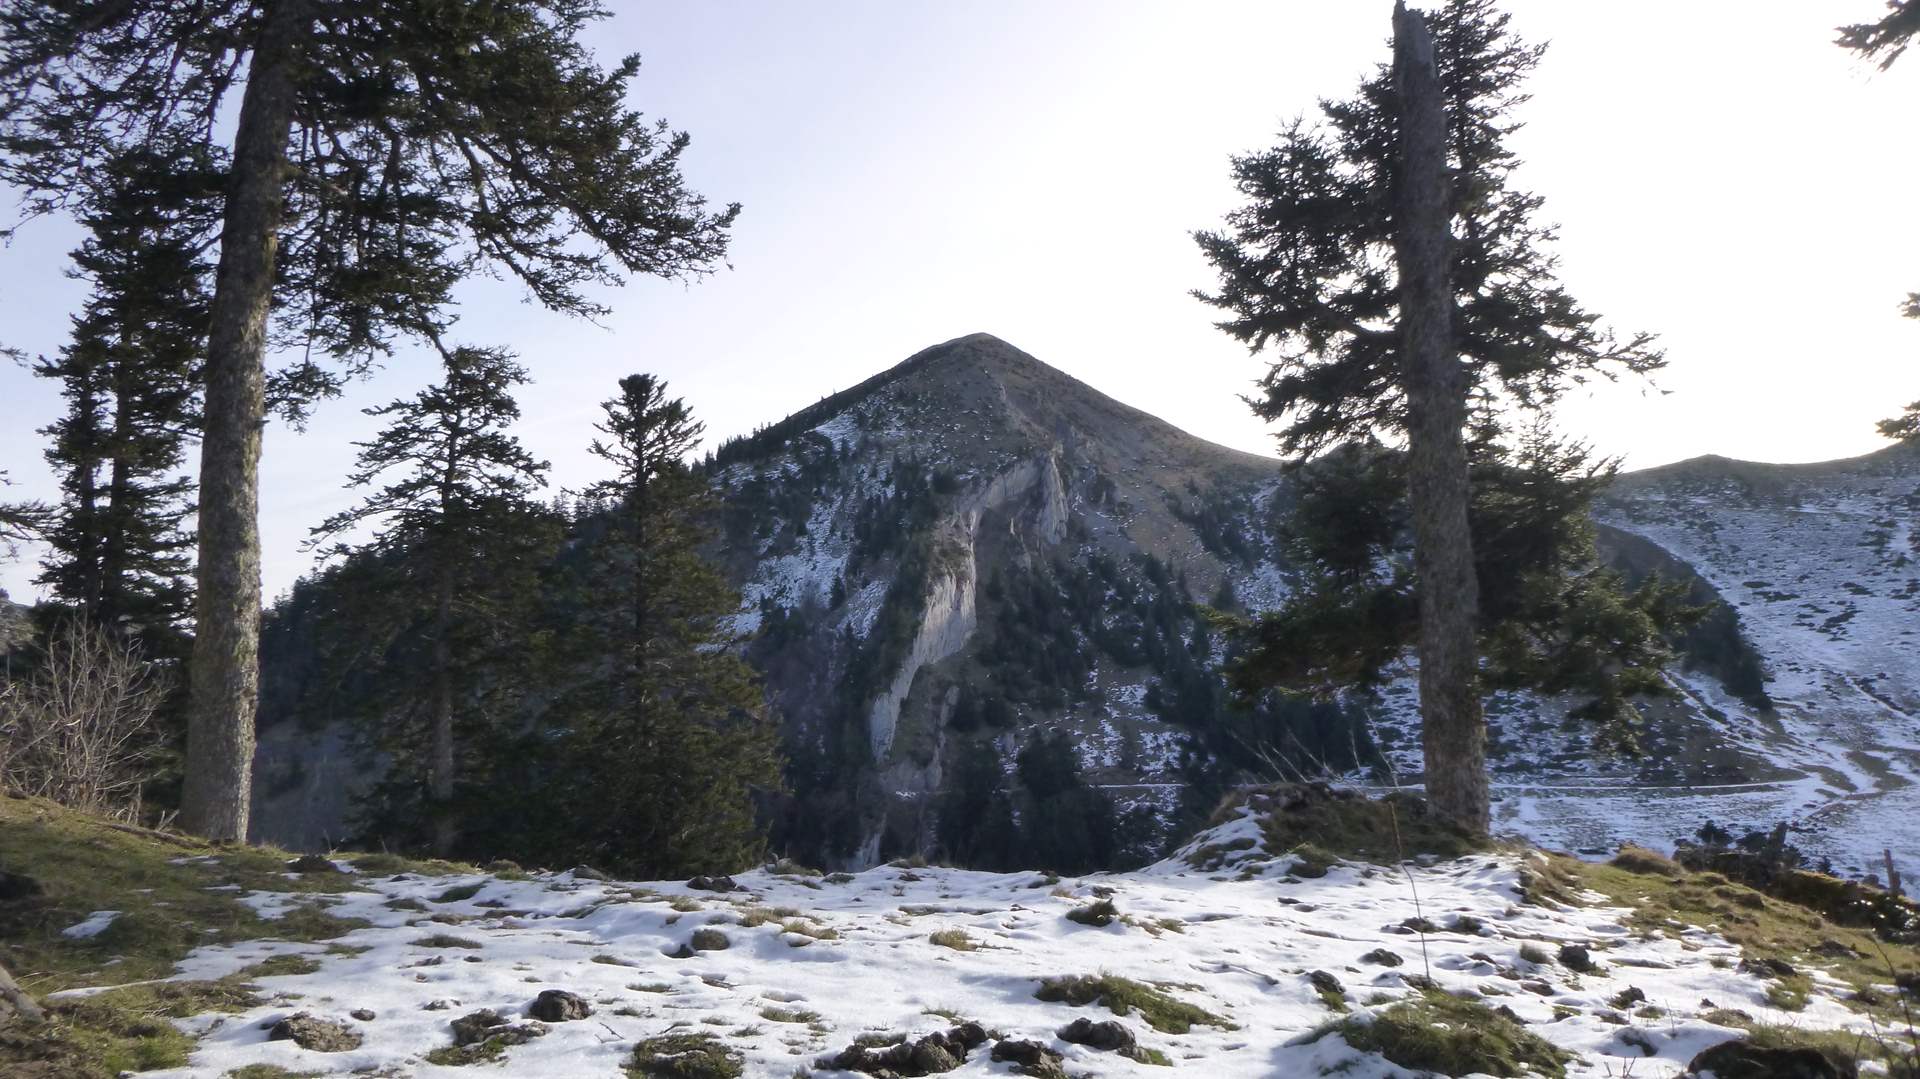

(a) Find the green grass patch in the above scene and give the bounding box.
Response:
[0,979,262,1078]
[232,953,322,978]
[1035,974,1233,1034]
[626,1032,744,1078]
[432,882,485,903]
[759,1005,821,1024]
[1553,850,1920,1024]
[1316,990,1571,1079]
[225,1067,324,1079]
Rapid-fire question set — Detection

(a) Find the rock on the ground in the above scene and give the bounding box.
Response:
[1058,1017,1136,1052]
[687,874,742,892]
[267,1013,363,1052]
[285,854,343,874]
[822,1023,987,1076]
[991,1038,1067,1078]
[1686,1038,1857,1079]
[527,989,591,1022]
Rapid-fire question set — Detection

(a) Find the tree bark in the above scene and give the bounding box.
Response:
[181,0,308,841]
[429,566,456,857]
[1392,2,1488,834]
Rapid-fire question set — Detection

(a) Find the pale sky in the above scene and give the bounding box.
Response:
[1,1,1915,603]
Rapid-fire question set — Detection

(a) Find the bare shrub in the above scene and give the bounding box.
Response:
[0,621,168,818]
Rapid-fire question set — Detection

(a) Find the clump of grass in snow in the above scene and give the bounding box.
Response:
[226,1066,324,1079]
[760,1005,822,1024]
[627,1032,743,1078]
[1065,899,1119,927]
[1315,990,1571,1079]
[1035,974,1232,1034]
[928,929,977,951]
[432,882,485,903]
[233,954,322,978]
[414,933,483,949]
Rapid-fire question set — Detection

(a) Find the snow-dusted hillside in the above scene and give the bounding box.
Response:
[89,803,1884,1079]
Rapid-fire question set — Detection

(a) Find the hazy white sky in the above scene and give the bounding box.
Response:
[1,1,1915,602]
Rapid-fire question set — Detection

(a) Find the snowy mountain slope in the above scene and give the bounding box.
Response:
[99,804,1879,1079]
[249,331,1920,881]
[1541,444,1920,873]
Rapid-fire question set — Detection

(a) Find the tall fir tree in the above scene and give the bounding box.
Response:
[1,0,740,839]
[1195,0,1671,831]
[541,375,783,878]
[308,346,557,858]
[34,148,215,638]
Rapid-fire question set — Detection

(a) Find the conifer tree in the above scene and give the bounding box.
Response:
[34,148,215,637]
[1195,0,1666,831]
[308,346,557,857]
[1,0,740,840]
[544,375,783,877]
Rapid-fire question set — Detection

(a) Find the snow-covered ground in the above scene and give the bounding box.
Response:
[75,809,1873,1078]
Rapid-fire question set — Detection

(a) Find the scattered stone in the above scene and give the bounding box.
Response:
[527,989,592,1022]
[422,998,459,1011]
[569,865,610,881]
[991,1039,1067,1079]
[1360,948,1404,967]
[1686,1038,1856,1079]
[450,1008,548,1049]
[285,854,343,874]
[690,928,731,952]
[1307,970,1345,997]
[1738,957,1798,980]
[350,1008,377,1022]
[268,1013,363,1052]
[1521,980,1555,996]
[687,874,742,892]
[1059,1017,1136,1052]
[821,1023,987,1076]
[1558,944,1597,973]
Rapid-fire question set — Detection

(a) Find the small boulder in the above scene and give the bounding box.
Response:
[451,1009,507,1046]
[350,1008,376,1022]
[1360,947,1404,967]
[1059,1017,1136,1052]
[1307,970,1345,997]
[450,1008,548,1050]
[1686,1038,1856,1079]
[991,1039,1067,1079]
[1739,957,1798,980]
[268,1013,362,1052]
[687,874,742,892]
[908,1039,959,1073]
[1558,944,1597,973]
[527,989,592,1022]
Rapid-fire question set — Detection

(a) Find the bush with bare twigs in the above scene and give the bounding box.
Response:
[0,621,168,819]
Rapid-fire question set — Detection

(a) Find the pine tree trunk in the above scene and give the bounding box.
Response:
[1392,2,1488,835]
[180,0,308,841]
[429,563,457,858]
